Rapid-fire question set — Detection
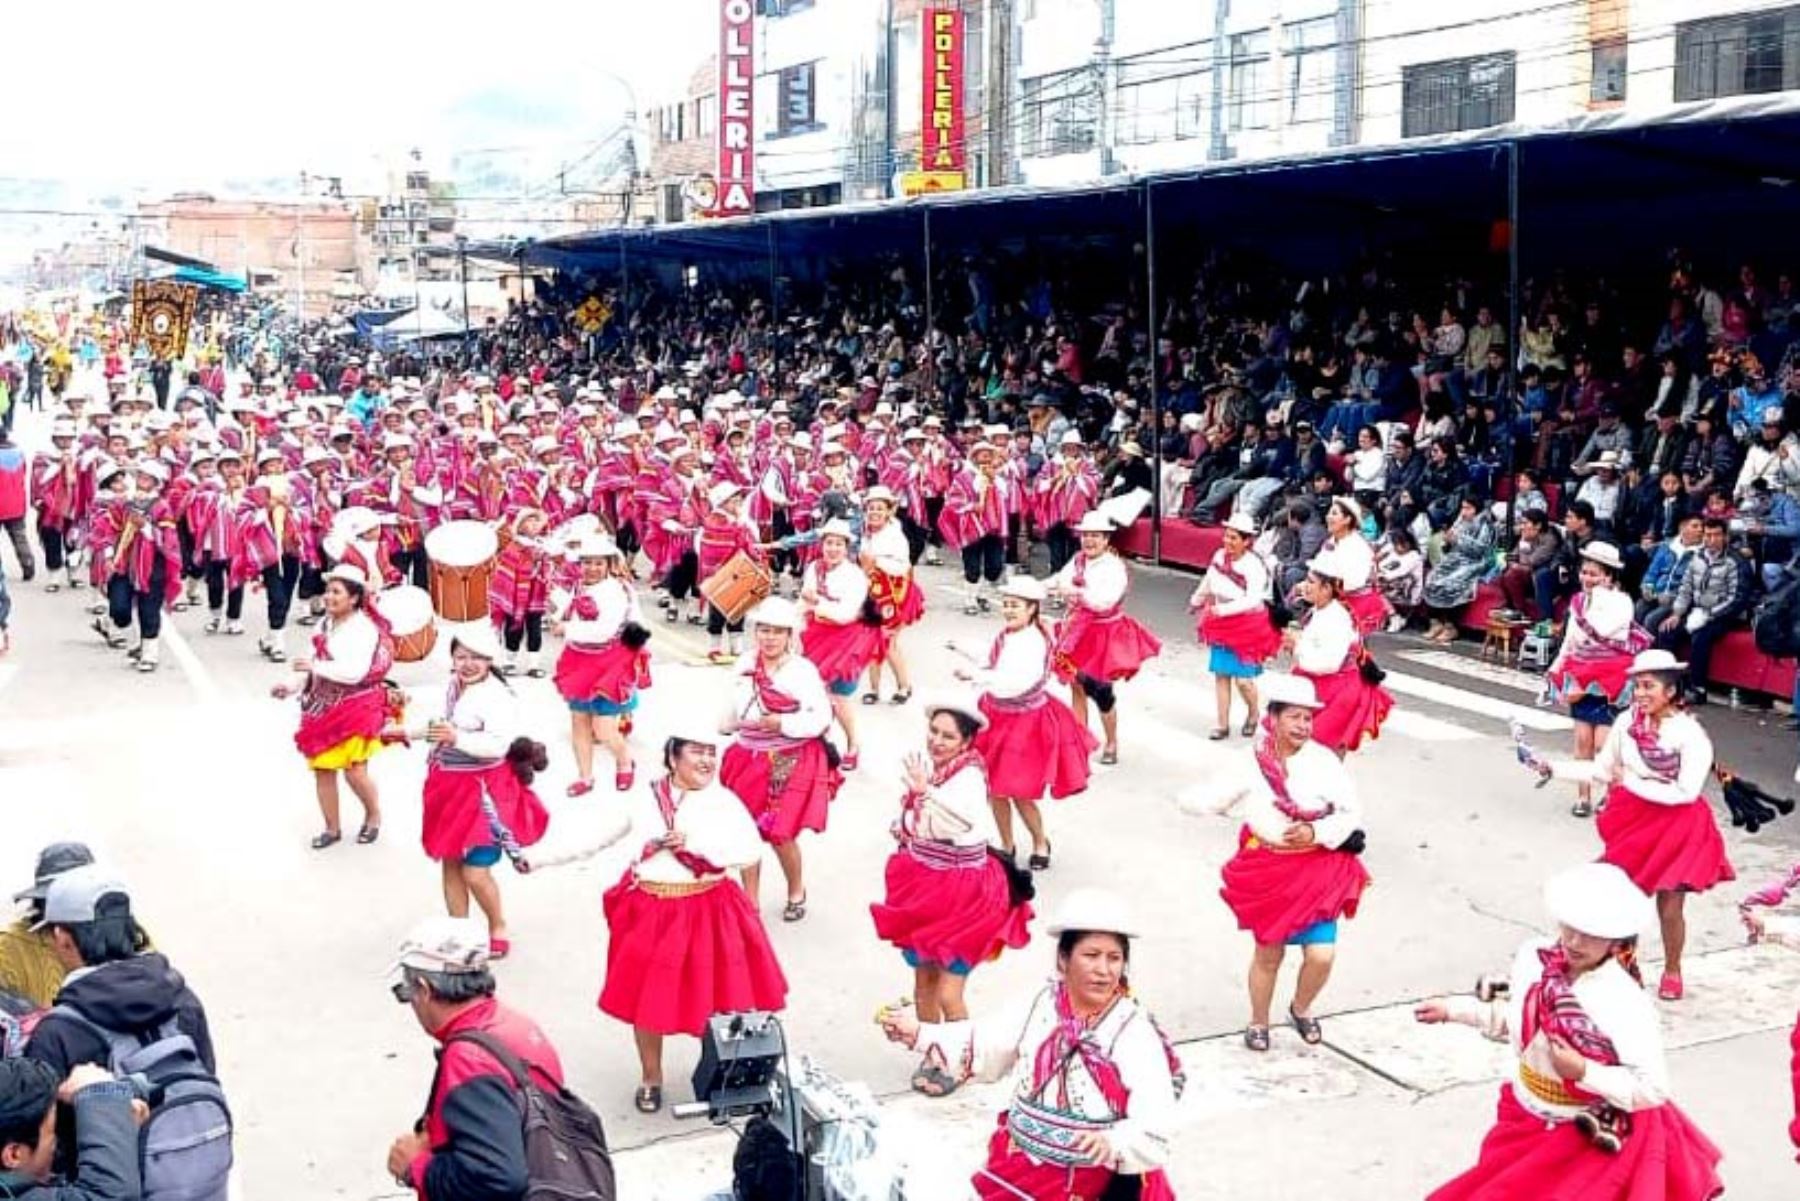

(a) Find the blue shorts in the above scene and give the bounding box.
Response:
[570,693,638,717]
[463,844,503,868]
[1208,645,1263,679]
[1286,918,1338,946]
[902,949,974,975]
[1569,695,1620,726]
[827,678,860,697]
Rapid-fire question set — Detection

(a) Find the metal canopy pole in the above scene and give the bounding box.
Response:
[768,222,780,395]
[1144,182,1161,565]
[922,207,936,347]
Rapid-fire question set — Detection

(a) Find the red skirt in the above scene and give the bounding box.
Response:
[1596,786,1736,895]
[554,642,641,706]
[1056,611,1163,683]
[720,739,842,844]
[1789,1015,1800,1160]
[1197,607,1283,665]
[293,688,387,760]
[871,570,926,630]
[802,618,884,684]
[977,696,1096,800]
[419,762,549,862]
[1428,1085,1723,1201]
[1219,829,1370,945]
[1548,652,1633,707]
[1298,665,1393,753]
[870,847,1032,969]
[973,1116,1178,1201]
[1343,588,1393,636]
[598,874,789,1037]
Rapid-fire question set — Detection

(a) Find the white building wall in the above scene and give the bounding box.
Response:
[1628,0,1800,107]
[754,1,873,195]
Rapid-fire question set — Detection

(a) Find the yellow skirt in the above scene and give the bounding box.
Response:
[308,735,384,772]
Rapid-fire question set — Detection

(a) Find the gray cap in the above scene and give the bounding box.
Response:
[13,842,96,903]
[31,865,130,931]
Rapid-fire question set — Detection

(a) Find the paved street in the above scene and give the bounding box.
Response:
[5,440,1800,1198]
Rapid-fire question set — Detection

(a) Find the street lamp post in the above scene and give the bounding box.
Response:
[456,234,470,345]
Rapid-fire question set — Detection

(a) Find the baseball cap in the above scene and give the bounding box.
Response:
[31,865,130,931]
[388,916,492,983]
[13,842,96,903]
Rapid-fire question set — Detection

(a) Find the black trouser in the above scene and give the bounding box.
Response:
[262,556,300,628]
[176,526,202,582]
[1046,523,1078,574]
[1003,514,1025,565]
[391,547,429,589]
[2,517,33,578]
[204,560,244,619]
[900,513,929,565]
[924,496,946,549]
[961,533,1005,585]
[665,549,700,601]
[107,562,166,638]
[296,563,325,603]
[1658,613,1735,694]
[37,522,65,573]
[615,519,640,559]
[770,509,798,577]
[501,613,544,653]
[707,605,745,637]
[1075,672,1117,712]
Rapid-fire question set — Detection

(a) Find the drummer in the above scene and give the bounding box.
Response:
[799,517,883,773]
[551,533,647,795]
[696,480,764,666]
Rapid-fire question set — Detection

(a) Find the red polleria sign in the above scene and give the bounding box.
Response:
[716,0,756,217]
[921,7,965,177]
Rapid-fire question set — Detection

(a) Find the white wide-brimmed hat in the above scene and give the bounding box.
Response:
[450,623,504,661]
[1580,541,1624,571]
[746,597,802,631]
[1545,862,1653,939]
[322,564,369,589]
[863,485,898,507]
[1223,513,1259,536]
[1000,575,1047,603]
[1261,672,1324,710]
[708,481,743,508]
[1306,551,1346,580]
[1627,649,1688,675]
[1045,887,1140,939]
[1073,513,1117,535]
[818,518,855,542]
[575,533,620,560]
[924,693,989,731]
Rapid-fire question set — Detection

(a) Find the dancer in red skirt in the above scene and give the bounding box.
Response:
[1543,541,1648,818]
[1416,862,1724,1201]
[950,575,1095,870]
[1287,551,1393,756]
[550,533,646,795]
[799,518,882,771]
[1322,497,1392,635]
[871,696,1032,1097]
[879,888,1181,1199]
[270,564,390,849]
[404,624,548,959]
[859,486,923,705]
[1048,512,1162,765]
[1191,512,1281,741]
[1182,673,1368,1052]
[564,719,785,1115]
[1739,896,1800,1161]
[720,597,842,922]
[1535,650,1734,1002]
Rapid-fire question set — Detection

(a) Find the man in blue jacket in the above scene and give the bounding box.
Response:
[0,1060,141,1200]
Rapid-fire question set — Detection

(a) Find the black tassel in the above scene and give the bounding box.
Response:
[1718,771,1795,835]
[1358,652,1386,685]
[620,621,651,649]
[505,737,550,785]
[1339,829,1368,856]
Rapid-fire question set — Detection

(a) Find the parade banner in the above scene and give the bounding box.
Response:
[715,0,756,217]
[918,6,966,191]
[130,279,199,362]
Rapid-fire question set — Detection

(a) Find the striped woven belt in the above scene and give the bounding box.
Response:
[1005,1095,1115,1168]
[1518,1063,1584,1108]
[905,840,988,870]
[636,877,722,898]
[984,690,1047,714]
[1243,835,1321,855]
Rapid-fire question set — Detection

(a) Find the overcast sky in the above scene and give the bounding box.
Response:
[1,0,714,196]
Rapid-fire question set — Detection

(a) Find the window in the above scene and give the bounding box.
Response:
[1228,32,1272,132]
[1675,6,1800,101]
[1020,69,1098,157]
[662,183,684,223]
[1285,17,1338,127]
[1590,39,1627,102]
[755,0,811,16]
[1402,52,1516,138]
[1115,61,1210,145]
[777,62,818,135]
[696,93,718,139]
[405,172,429,191]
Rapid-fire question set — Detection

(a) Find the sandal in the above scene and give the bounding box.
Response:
[910,1063,960,1098]
[488,937,512,960]
[861,691,880,705]
[1208,728,1230,741]
[782,895,807,923]
[1099,747,1119,766]
[615,765,636,792]
[1657,973,1684,1001]
[1243,1025,1271,1053]
[1289,1008,1324,1045]
[1241,715,1259,737]
[634,1084,663,1114]
[1028,845,1052,871]
[356,825,381,845]
[840,750,859,772]
[566,779,595,798]
[310,831,342,851]
[890,689,912,705]
[1571,800,1594,819]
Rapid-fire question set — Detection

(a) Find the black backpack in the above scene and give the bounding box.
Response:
[442,1031,616,1201]
[1753,568,1800,659]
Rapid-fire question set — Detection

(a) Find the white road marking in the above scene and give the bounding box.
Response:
[160,621,223,706]
[1395,648,1545,695]
[1381,669,1572,733]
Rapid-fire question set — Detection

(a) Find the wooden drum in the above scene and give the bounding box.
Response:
[425,520,499,623]
[699,550,773,623]
[379,585,438,663]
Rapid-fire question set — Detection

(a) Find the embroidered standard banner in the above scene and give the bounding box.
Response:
[130,280,200,362]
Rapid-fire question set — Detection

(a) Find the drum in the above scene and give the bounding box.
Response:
[699,550,773,623]
[425,520,499,623]
[379,585,438,663]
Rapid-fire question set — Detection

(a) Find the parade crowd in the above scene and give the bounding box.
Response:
[1,239,1799,1201]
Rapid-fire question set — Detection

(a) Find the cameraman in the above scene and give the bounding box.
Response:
[0,1061,141,1200]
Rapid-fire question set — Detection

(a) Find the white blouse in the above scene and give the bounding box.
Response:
[1053,552,1127,610]
[916,983,1177,1176]
[726,654,833,741]
[1293,600,1357,675]
[860,520,911,576]
[310,611,379,685]
[1198,551,1270,617]
[1180,740,1361,847]
[904,760,1000,847]
[411,674,516,761]
[1552,586,1634,665]
[805,558,870,625]
[1549,711,1714,805]
[551,577,635,645]
[1327,532,1376,591]
[587,778,767,884]
[1445,937,1670,1119]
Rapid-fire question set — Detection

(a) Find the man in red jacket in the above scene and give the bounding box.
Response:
[0,428,32,581]
[386,917,565,1201]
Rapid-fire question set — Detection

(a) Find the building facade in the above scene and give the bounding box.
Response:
[363,152,460,287]
[135,194,360,315]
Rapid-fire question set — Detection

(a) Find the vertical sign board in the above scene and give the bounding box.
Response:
[716,0,757,217]
[920,7,965,188]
